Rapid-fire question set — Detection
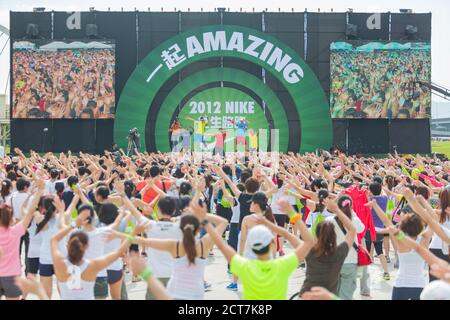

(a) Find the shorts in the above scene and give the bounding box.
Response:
[39,263,55,277]
[0,276,22,298]
[26,257,40,275]
[94,277,109,298]
[364,231,384,256]
[236,136,246,145]
[194,133,204,143]
[107,270,123,285]
[274,214,288,227]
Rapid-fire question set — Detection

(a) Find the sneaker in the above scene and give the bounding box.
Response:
[386,256,391,263]
[360,292,371,297]
[204,281,212,291]
[226,282,238,291]
[383,272,390,281]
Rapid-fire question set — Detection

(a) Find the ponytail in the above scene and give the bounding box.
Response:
[0,204,13,228]
[67,231,88,265]
[263,206,275,224]
[1,179,12,200]
[337,195,353,219]
[180,215,200,265]
[36,196,56,234]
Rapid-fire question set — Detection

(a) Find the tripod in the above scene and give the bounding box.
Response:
[126,136,139,156]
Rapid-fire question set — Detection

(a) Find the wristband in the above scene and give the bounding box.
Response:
[395,230,406,241]
[127,235,136,243]
[289,214,302,224]
[288,210,298,219]
[139,267,153,282]
[331,294,340,300]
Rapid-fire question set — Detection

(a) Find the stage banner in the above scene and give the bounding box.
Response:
[114,25,332,153]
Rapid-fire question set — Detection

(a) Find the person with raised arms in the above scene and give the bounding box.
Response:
[49,209,131,300]
[0,179,44,300]
[194,197,313,300]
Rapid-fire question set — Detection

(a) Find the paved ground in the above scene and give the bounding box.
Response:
[25,242,399,300]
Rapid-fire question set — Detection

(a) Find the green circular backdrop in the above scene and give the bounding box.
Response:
[114,25,332,153]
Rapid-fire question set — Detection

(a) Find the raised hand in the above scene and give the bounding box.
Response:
[277,198,295,215]
[133,222,149,236]
[114,180,125,194]
[53,196,65,213]
[189,200,208,221]
[323,197,339,213]
[129,252,148,277]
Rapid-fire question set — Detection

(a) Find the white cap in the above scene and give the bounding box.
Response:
[420,280,450,300]
[247,225,274,252]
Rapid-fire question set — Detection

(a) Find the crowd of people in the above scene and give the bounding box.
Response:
[12,48,115,119]
[330,48,431,119]
[0,147,449,300]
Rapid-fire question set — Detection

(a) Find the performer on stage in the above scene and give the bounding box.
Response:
[169,117,182,152]
[228,117,249,151]
[248,128,258,152]
[185,114,209,150]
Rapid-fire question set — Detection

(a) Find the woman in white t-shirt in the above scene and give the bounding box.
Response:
[50,210,131,300]
[304,190,334,236]
[327,195,365,300]
[369,199,433,300]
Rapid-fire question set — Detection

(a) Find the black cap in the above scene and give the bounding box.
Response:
[248,191,268,209]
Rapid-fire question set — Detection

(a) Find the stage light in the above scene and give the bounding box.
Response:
[400,9,413,13]
[89,7,95,12]
[26,24,39,38]
[331,8,333,12]
[318,8,320,12]
[240,8,242,12]
[253,8,255,12]
[86,24,98,38]
[405,24,418,40]
[161,7,163,12]
[346,23,358,40]
[33,7,45,12]
[217,7,226,12]
[348,8,353,13]
[278,8,280,12]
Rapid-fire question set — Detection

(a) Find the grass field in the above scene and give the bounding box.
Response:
[432,141,450,157]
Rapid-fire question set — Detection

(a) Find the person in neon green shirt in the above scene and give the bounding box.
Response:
[191,198,314,300]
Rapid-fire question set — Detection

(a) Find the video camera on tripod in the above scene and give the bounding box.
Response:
[127,127,140,156]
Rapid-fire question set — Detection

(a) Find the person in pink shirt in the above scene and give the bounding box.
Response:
[0,180,44,299]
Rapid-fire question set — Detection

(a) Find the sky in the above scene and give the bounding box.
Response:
[0,0,449,105]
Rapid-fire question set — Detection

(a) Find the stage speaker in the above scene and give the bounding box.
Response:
[26,24,39,38]
[405,24,418,40]
[86,24,98,37]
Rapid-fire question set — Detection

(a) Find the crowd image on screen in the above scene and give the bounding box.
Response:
[12,45,115,119]
[330,47,431,119]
